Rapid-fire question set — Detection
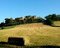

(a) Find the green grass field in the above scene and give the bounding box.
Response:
[0,22,60,46]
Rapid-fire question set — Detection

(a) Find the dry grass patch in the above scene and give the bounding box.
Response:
[0,23,60,46]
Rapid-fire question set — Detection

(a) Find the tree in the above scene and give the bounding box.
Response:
[24,15,32,23]
[43,19,53,26]
[15,17,24,25]
[30,16,36,23]
[45,14,57,21]
[56,15,60,21]
[44,14,56,26]
[0,22,5,29]
[36,17,44,23]
[5,18,15,26]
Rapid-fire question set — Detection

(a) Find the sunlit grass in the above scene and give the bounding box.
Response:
[54,21,60,26]
[0,23,60,46]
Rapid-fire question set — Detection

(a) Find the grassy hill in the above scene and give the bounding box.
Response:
[54,21,60,26]
[0,23,60,46]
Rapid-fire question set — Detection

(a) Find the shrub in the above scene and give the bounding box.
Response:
[43,19,53,26]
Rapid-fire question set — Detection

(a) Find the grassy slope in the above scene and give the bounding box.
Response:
[54,21,60,26]
[0,23,60,46]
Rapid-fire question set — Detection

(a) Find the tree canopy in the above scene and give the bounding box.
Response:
[0,14,60,27]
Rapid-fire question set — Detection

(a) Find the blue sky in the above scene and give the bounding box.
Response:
[0,0,60,22]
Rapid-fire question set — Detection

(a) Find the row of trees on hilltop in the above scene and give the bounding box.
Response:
[0,14,60,29]
[43,14,60,26]
[0,15,44,27]
[45,14,60,21]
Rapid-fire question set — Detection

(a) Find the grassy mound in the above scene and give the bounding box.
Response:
[0,23,60,46]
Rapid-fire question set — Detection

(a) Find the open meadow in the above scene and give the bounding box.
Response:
[54,21,60,26]
[0,23,60,47]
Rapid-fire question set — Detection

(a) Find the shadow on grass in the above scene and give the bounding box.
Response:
[40,45,60,48]
[52,25,60,27]
[8,37,25,46]
[0,37,25,46]
[0,42,60,48]
[0,44,60,48]
[0,37,60,48]
[0,42,8,44]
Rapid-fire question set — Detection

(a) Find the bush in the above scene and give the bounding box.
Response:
[43,19,53,26]
[1,27,4,29]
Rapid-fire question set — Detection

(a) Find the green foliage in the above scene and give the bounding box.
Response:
[0,14,60,27]
[36,17,44,22]
[0,22,5,29]
[45,14,60,21]
[44,14,60,26]
[5,18,15,26]
[15,17,24,25]
[24,16,36,23]
[44,19,53,26]
[1,27,4,29]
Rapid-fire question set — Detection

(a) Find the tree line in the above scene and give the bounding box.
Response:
[0,14,60,29]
